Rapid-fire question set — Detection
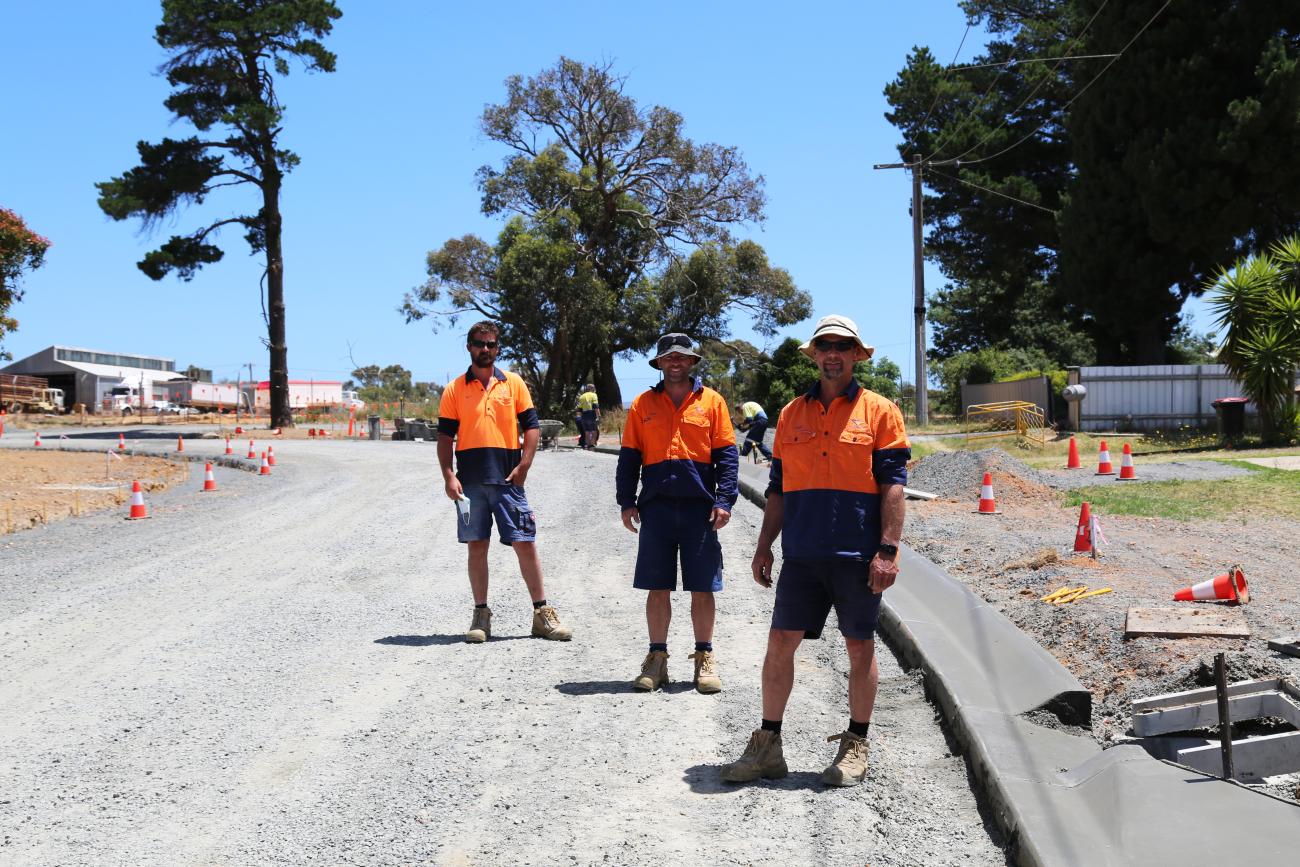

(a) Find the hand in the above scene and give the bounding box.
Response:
[752,546,774,587]
[868,552,900,593]
[443,477,463,501]
[506,461,531,487]
[710,507,730,530]
[621,507,641,534]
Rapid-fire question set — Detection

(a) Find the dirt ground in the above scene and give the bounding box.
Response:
[0,449,189,532]
[904,448,1300,801]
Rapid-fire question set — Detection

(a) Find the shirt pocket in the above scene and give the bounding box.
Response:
[833,430,874,487]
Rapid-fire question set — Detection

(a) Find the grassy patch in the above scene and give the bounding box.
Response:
[1063,464,1300,521]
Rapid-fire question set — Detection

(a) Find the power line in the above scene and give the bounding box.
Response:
[948,53,1118,72]
[913,21,974,136]
[928,168,1058,214]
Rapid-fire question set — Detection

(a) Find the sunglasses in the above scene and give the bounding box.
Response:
[656,334,692,354]
[469,339,499,350]
[813,338,857,353]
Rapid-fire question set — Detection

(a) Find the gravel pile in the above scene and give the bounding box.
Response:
[907,448,1059,499]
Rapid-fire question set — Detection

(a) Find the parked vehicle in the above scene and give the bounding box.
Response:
[342,389,365,411]
[162,380,249,413]
[1,373,64,413]
[104,386,170,415]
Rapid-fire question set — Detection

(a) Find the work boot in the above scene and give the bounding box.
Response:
[632,650,669,691]
[531,605,572,641]
[466,606,492,643]
[720,729,788,782]
[821,731,869,787]
[688,650,722,694]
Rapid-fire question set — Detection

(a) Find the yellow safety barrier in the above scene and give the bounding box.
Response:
[964,400,1051,447]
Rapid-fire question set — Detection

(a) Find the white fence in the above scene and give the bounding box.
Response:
[1067,364,1253,432]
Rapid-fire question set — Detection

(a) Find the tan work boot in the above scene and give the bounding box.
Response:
[531,605,572,641]
[821,731,869,786]
[688,649,722,694]
[632,650,669,691]
[721,729,788,782]
[466,606,492,643]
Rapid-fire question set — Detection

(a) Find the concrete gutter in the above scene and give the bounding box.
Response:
[726,459,1300,866]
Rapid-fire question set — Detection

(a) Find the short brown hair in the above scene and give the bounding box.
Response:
[467,320,500,343]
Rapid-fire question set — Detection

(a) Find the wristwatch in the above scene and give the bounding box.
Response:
[877,543,899,559]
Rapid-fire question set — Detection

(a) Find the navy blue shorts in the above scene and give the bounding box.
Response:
[771,558,881,640]
[456,483,536,545]
[633,498,723,592]
[579,409,598,432]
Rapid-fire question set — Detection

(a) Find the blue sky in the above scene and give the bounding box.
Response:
[1,1,1211,394]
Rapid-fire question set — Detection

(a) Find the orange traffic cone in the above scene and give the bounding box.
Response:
[126,480,149,520]
[347,411,355,437]
[235,426,243,435]
[974,472,1001,514]
[224,436,233,455]
[0,408,6,438]
[1095,441,1115,475]
[1117,443,1137,479]
[118,433,126,451]
[259,451,271,476]
[247,439,256,459]
[201,462,217,492]
[1073,502,1093,553]
[176,435,184,452]
[1065,436,1082,469]
[266,444,276,466]
[1174,567,1249,604]
[34,431,42,447]
[308,428,316,438]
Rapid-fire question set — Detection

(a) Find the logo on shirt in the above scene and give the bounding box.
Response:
[847,417,867,431]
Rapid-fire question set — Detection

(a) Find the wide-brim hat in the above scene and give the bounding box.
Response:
[799,314,874,361]
[649,333,702,369]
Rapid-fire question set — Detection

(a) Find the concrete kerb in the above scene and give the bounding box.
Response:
[3,443,265,476]
[732,471,1300,865]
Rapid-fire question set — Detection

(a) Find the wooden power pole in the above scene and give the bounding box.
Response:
[873,154,929,425]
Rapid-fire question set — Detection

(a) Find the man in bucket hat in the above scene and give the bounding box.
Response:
[721,314,909,786]
[616,333,739,693]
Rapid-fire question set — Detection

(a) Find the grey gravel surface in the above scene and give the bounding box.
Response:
[0,439,1007,866]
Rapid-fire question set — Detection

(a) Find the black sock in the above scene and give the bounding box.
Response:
[649,642,668,653]
[532,599,547,609]
[761,718,782,734]
[694,641,713,652]
[848,719,870,738]
[474,603,488,610]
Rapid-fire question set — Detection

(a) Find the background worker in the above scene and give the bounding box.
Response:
[576,383,601,449]
[437,320,572,644]
[616,333,739,693]
[721,314,908,787]
[737,400,773,462]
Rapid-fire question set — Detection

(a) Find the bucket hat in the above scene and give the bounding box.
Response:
[649,333,702,369]
[799,315,874,360]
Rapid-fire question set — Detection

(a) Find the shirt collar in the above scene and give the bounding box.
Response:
[651,376,704,394]
[803,377,861,402]
[464,365,507,384]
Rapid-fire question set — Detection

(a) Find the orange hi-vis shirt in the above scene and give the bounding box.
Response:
[437,366,540,485]
[766,379,910,560]
[616,378,739,510]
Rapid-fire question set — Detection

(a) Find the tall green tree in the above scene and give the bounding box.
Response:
[96,0,341,428]
[0,207,50,359]
[404,58,810,412]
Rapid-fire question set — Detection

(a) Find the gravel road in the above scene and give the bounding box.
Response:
[0,439,1007,866]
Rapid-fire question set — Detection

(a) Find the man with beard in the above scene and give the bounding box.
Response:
[437,321,572,643]
[617,333,738,693]
[721,315,908,787]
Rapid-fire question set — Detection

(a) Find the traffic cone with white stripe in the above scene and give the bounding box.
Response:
[1117,443,1137,480]
[974,472,1001,514]
[224,436,233,455]
[247,439,256,459]
[34,431,42,447]
[1073,502,1093,553]
[266,444,276,466]
[118,433,126,451]
[259,451,271,476]
[1175,567,1249,604]
[1095,441,1115,475]
[1065,436,1082,469]
[201,462,217,492]
[126,480,149,520]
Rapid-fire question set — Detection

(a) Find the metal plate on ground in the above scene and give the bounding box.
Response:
[1124,607,1251,639]
[1268,635,1300,658]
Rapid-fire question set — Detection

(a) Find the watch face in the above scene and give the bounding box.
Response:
[878,544,898,557]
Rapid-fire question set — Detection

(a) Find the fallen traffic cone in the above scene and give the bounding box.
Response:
[247,439,256,459]
[1073,501,1093,553]
[176,435,184,452]
[1095,441,1115,475]
[1117,443,1137,480]
[1175,567,1249,604]
[266,444,276,466]
[201,462,217,492]
[34,431,42,447]
[126,480,150,520]
[259,451,271,476]
[235,426,244,434]
[224,436,233,455]
[1065,436,1082,469]
[118,433,126,451]
[974,472,1001,514]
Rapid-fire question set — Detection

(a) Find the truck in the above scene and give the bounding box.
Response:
[161,380,249,413]
[104,385,171,415]
[0,373,65,413]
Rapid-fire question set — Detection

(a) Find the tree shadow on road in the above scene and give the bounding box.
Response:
[554,680,697,695]
[682,764,824,793]
[374,634,529,646]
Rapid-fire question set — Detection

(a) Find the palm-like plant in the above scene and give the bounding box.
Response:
[1206,235,1300,443]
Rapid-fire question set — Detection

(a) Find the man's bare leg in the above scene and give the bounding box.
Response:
[467,540,491,604]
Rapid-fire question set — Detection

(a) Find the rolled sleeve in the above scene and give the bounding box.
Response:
[517,407,539,431]
[437,417,460,437]
[872,448,910,486]
[765,457,784,498]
